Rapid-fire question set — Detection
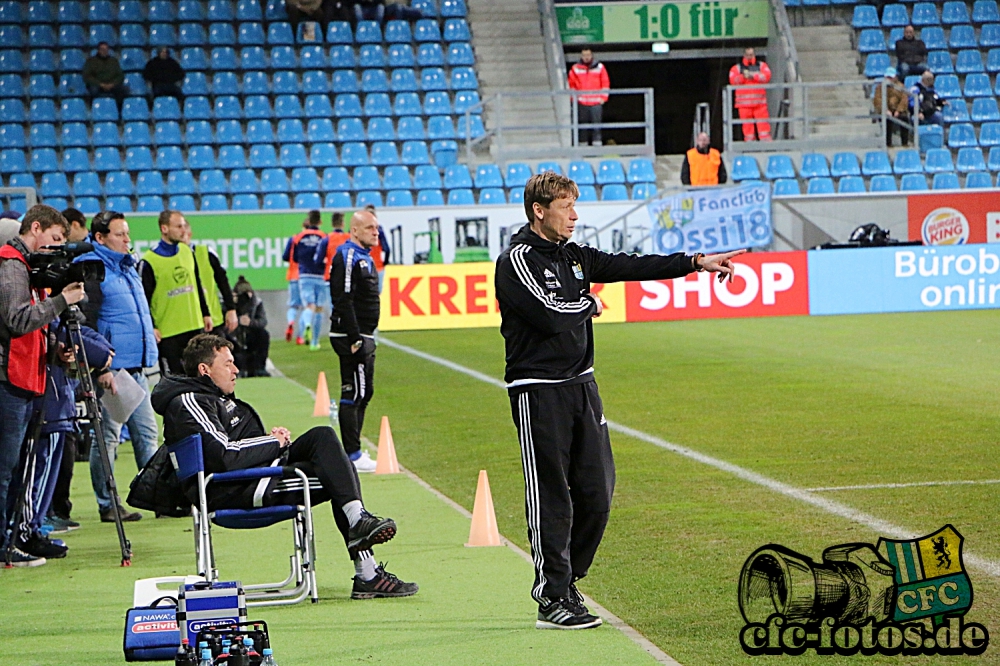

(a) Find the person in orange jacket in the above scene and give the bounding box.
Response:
[729,47,772,141]
[680,132,728,186]
[568,49,610,146]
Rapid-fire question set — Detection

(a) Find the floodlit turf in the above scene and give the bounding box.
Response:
[270,310,1000,665]
[0,377,657,666]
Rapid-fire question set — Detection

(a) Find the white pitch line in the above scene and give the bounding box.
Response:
[377,336,1000,581]
[268,364,679,666]
[808,479,1000,492]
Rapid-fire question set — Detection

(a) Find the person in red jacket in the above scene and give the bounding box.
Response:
[568,49,610,146]
[729,47,772,141]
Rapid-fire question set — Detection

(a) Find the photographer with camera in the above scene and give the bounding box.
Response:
[231,276,270,378]
[76,211,158,523]
[0,205,85,566]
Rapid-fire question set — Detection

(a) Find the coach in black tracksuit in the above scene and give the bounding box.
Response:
[496,172,742,630]
[328,209,381,471]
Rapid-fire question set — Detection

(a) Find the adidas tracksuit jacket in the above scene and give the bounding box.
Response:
[495,225,697,603]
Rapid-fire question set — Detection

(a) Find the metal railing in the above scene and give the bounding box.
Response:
[768,0,801,85]
[723,79,920,154]
[462,88,655,165]
[0,187,37,210]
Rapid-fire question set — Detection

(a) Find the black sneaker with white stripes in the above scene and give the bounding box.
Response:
[347,511,396,554]
[351,564,419,599]
[536,597,603,630]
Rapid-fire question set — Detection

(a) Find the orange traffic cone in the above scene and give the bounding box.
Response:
[374,416,400,474]
[312,371,330,417]
[466,470,502,547]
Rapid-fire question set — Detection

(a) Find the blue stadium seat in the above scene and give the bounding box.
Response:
[388,44,416,68]
[474,164,503,188]
[155,146,185,171]
[972,97,1000,121]
[567,160,596,184]
[385,189,413,207]
[243,71,270,95]
[327,21,353,44]
[72,172,102,197]
[57,24,83,48]
[447,189,474,205]
[337,118,364,142]
[417,189,444,206]
[943,99,970,122]
[441,0,467,17]
[443,164,472,189]
[381,166,411,190]
[980,122,1000,145]
[385,20,412,43]
[8,174,36,196]
[119,47,147,72]
[853,5,879,26]
[91,122,122,147]
[0,124,24,150]
[59,1,86,22]
[185,121,214,145]
[30,49,57,72]
[451,67,478,90]
[118,24,146,48]
[87,0,114,21]
[942,0,970,23]
[341,142,370,166]
[965,171,993,187]
[799,153,830,178]
[280,144,309,168]
[62,148,91,172]
[887,28,904,47]
[414,19,442,42]
[900,173,928,190]
[323,191,351,207]
[365,93,391,117]
[214,96,242,120]
[29,124,57,148]
[124,147,152,170]
[503,163,532,188]
[394,92,422,116]
[862,151,893,175]
[453,91,481,115]
[217,120,246,144]
[249,144,278,168]
[104,192,134,211]
[147,23,176,47]
[260,168,289,193]
[151,97,180,121]
[765,155,796,179]
[273,95,302,119]
[392,68,420,92]
[272,72,300,95]
[882,4,909,26]
[104,170,134,196]
[355,20,382,43]
[326,46,353,70]
[625,158,655,183]
[576,185,598,202]
[291,167,320,192]
[394,116,423,140]
[41,173,71,198]
[730,155,761,180]
[267,21,294,45]
[57,122,87,148]
[371,141,399,165]
[270,45,297,69]
[333,70,359,93]
[208,0,235,21]
[772,179,800,195]
[0,149,25,173]
[209,23,237,45]
[211,46,238,71]
[360,45,387,68]
[218,145,247,169]
[362,69,390,93]
[135,195,162,212]
[188,145,216,170]
[211,72,239,96]
[178,0,204,20]
[305,143,335,167]
[973,0,1000,22]
[806,177,835,194]
[837,176,866,193]
[303,119,334,143]
[197,195,226,211]
[949,25,978,48]
[27,149,56,171]
[230,169,259,193]
[413,0,437,16]
[412,166,441,190]
[858,29,887,52]
[321,167,350,191]
[597,160,626,184]
[428,116,456,139]
[831,152,862,176]
[911,2,940,25]
[924,147,955,171]
[28,24,56,48]
[0,99,23,124]
[334,94,363,117]
[956,49,985,73]
[0,2,20,23]
[366,117,395,141]
[893,149,923,173]
[600,184,629,201]
[948,123,978,147]
[297,45,324,71]
[989,146,1000,169]
[474,187,502,204]
[29,99,58,124]
[429,140,457,168]
[183,96,212,120]
[292,192,320,209]
[981,26,1000,50]
[30,74,57,98]
[168,195,195,210]
[356,191,383,208]
[0,50,22,73]
[418,43,445,66]
[956,146,987,171]
[147,0,175,20]
[401,140,431,165]
[934,74,962,97]
[864,53,891,77]
[988,48,1000,71]
[237,0,263,20]
[277,119,305,144]
[964,73,993,97]
[932,172,960,188]
[630,183,656,200]
[444,19,471,42]
[305,94,334,118]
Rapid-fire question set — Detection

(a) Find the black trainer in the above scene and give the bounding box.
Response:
[536,598,603,630]
[4,545,45,568]
[351,563,419,599]
[569,582,590,613]
[19,533,68,559]
[347,511,396,554]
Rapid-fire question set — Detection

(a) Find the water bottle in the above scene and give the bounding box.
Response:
[175,638,194,666]
[198,649,213,666]
[243,636,259,659]
[329,398,339,426]
[261,648,277,666]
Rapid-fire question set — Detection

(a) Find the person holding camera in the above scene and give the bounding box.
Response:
[77,211,158,523]
[0,205,85,566]
[231,276,270,378]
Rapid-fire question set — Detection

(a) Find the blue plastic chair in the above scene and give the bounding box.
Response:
[503,163,532,189]
[444,19,471,41]
[242,71,269,95]
[593,160,624,185]
[260,168,289,193]
[973,0,1000,22]
[291,167,320,192]
[600,184,628,201]
[29,99,58,124]
[0,125,25,150]
[441,0,467,17]
[200,195,228,211]
[371,141,400,166]
[831,152,862,176]
[0,149,26,174]
[62,149,91,173]
[858,29,887,52]
[384,20,412,43]
[273,72,300,95]
[949,24,978,49]
[355,20,382,43]
[798,153,830,178]
[30,49,57,72]
[214,96,242,120]
[626,158,656,183]
[383,166,412,190]
[942,99,970,122]
[932,172,960,188]
[392,68,420,92]
[322,167,351,191]
[336,118,364,142]
[356,191,383,208]
[341,143,370,167]
[989,146,1000,169]
[218,146,247,170]
[210,46,238,71]
[956,146,987,171]
[297,46,324,71]
[772,179,801,195]
[413,0,436,16]
[562,160,592,185]
[956,50,985,73]
[417,189,444,206]
[207,0,235,20]
[927,50,954,73]
[988,48,1000,71]
[292,193,320,209]
[104,170,134,196]
[324,46,352,70]
[980,122,1000,145]
[269,45,296,69]
[124,147,153,170]
[334,94,363,117]
[267,21,294,45]
[361,69,390,93]
[388,44,416,68]
[964,73,993,97]
[965,171,994,187]
[305,95,334,118]
[924,148,955,171]
[730,155,761,180]
[0,99,23,124]
[237,0,262,20]
[575,185,597,202]
[57,122,87,148]
[367,117,396,141]
[29,124,58,149]
[427,116,456,140]
[882,4,909,26]
[911,2,940,25]
[947,123,978,147]
[474,164,503,188]
[630,183,657,200]
[385,189,413,207]
[41,172,71,198]
[422,92,450,116]
[249,144,278,169]
[451,67,478,90]
[972,98,1000,121]
[167,170,197,196]
[275,95,304,119]
[217,120,246,144]
[401,141,431,165]
[838,176,867,193]
[360,45,386,68]
[447,189,474,205]
[765,155,796,179]
[243,96,271,120]
[893,149,923,173]
[302,71,330,95]
[326,21,353,44]
[27,148,56,172]
[188,146,216,170]
[414,166,442,190]
[277,119,305,144]
[414,19,441,42]
[230,169,259,193]
[900,173,928,190]
[864,53,891,77]
[447,43,475,66]
[232,194,259,210]
[395,117,424,141]
[324,192,352,208]
[92,122,123,147]
[184,121,214,145]
[394,93,422,116]
[155,146,184,170]
[942,0,970,23]
[443,164,472,189]
[178,0,205,20]
[209,22,236,45]
[280,144,309,168]
[806,177,835,194]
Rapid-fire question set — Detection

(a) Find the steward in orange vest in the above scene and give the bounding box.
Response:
[680,133,728,186]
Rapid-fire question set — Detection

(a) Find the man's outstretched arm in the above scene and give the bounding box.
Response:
[585,246,745,284]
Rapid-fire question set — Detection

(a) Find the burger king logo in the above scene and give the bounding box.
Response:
[922,208,970,245]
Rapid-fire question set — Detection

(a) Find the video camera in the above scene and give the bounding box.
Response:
[28,241,104,291]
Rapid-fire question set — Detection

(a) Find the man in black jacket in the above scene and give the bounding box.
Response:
[895,25,928,80]
[496,172,742,630]
[231,276,270,378]
[151,333,417,599]
[328,209,381,473]
[142,48,184,103]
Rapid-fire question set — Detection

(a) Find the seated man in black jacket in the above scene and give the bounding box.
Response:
[150,333,417,599]
[142,47,184,102]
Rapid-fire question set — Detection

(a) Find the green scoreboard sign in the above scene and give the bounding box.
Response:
[557,1,770,44]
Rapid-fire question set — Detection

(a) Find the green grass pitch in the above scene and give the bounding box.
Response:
[272,310,1000,664]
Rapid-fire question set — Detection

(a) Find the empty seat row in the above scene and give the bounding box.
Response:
[867,49,1000,75]
[2,1,297,24]
[735,147,1000,180]
[859,24,1000,52]
[773,171,994,194]
[852,2,1000,28]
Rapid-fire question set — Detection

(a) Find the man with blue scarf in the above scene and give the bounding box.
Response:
[76,211,159,523]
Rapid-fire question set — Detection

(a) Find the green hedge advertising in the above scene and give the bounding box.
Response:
[557,1,770,44]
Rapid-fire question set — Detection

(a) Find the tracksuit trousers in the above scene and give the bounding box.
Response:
[332,337,376,456]
[509,380,615,604]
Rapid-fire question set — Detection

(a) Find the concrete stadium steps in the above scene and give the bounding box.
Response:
[466,0,562,154]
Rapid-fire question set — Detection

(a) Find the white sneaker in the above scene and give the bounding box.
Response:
[353,450,377,473]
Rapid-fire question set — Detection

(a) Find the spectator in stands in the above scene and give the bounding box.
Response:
[352,0,424,23]
[895,25,928,80]
[287,0,341,34]
[0,211,20,246]
[873,67,911,147]
[681,132,728,187]
[230,276,270,378]
[83,42,128,113]
[568,49,610,147]
[361,205,391,292]
[63,208,89,243]
[729,47,772,142]
[911,70,945,127]
[142,48,185,104]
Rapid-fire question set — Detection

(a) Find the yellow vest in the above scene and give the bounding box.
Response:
[193,244,224,328]
[142,243,203,339]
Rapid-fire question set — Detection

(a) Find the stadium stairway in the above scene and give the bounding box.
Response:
[465,0,561,156]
